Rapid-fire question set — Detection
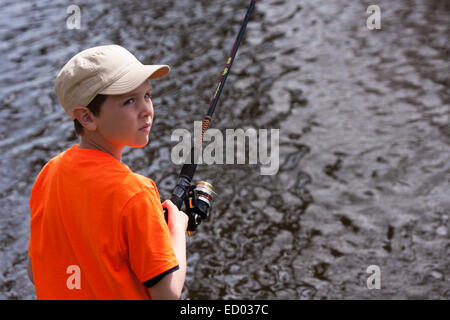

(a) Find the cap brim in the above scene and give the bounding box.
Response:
[99,64,170,95]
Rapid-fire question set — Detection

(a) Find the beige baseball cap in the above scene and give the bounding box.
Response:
[55,45,170,120]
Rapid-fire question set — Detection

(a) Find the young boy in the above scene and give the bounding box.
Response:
[27,45,188,300]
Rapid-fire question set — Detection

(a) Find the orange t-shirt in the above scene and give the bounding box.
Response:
[28,144,179,300]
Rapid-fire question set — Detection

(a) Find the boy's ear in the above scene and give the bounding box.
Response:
[73,106,97,131]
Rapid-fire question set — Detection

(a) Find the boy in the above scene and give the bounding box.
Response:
[27,45,188,299]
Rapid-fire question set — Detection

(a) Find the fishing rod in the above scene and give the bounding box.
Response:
[164,0,256,234]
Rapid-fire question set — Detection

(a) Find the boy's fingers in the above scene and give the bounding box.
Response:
[161,200,174,209]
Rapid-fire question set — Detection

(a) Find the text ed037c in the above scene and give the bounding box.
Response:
[224,304,269,315]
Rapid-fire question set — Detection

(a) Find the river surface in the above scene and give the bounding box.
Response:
[0,0,448,299]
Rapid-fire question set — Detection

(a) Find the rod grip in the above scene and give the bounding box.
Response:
[164,174,193,223]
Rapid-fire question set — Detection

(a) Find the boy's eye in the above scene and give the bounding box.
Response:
[123,92,151,105]
[124,98,134,105]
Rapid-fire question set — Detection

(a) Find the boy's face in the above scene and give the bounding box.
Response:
[95,80,154,148]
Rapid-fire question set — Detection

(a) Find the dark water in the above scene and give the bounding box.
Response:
[0,0,449,299]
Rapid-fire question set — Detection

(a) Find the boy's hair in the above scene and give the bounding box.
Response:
[74,94,107,136]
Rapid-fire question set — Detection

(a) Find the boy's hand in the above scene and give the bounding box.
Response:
[162,200,188,234]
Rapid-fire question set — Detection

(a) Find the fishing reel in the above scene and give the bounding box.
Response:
[165,178,216,234]
[183,181,216,234]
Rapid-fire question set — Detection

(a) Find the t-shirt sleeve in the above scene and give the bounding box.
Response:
[121,187,179,287]
[28,160,53,260]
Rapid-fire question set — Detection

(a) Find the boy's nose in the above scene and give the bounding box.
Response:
[141,100,153,118]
